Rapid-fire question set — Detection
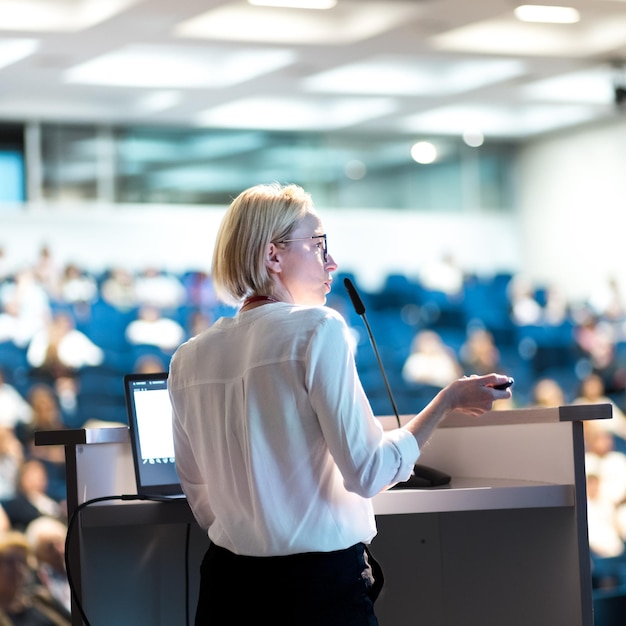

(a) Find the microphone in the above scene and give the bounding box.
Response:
[343,277,452,489]
[343,277,400,428]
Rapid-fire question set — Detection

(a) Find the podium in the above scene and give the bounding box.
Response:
[36,403,609,626]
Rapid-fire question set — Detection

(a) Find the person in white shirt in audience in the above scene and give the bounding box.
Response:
[125,305,185,353]
[0,369,32,429]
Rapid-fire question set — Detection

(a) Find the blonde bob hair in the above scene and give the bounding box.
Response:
[212,183,314,306]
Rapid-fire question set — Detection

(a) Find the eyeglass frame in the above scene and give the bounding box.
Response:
[274,234,328,263]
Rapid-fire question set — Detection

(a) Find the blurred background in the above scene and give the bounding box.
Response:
[3,1,626,622]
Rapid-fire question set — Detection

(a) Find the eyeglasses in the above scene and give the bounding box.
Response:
[275,234,328,263]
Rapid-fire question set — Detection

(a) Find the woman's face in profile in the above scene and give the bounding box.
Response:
[276,211,337,306]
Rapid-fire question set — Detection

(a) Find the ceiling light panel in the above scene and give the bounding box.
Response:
[514,5,580,24]
[248,0,337,7]
[303,55,527,95]
[0,38,39,71]
[197,96,397,130]
[399,103,601,137]
[64,45,296,88]
[0,0,137,32]
[432,15,626,57]
[175,1,423,45]
[520,67,616,104]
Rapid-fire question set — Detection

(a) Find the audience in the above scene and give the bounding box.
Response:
[100,266,137,310]
[3,245,626,605]
[459,326,501,376]
[531,377,567,407]
[124,305,185,353]
[0,369,32,430]
[0,428,24,501]
[0,529,70,625]
[402,329,464,388]
[133,266,186,309]
[26,312,104,383]
[0,268,51,348]
[25,516,71,619]
[18,386,67,504]
[1,460,65,532]
[574,373,626,442]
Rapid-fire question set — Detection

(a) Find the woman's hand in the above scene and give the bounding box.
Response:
[440,373,513,416]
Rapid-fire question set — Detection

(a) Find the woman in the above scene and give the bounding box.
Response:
[168,183,512,625]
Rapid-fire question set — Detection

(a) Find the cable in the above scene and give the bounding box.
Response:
[64,493,191,626]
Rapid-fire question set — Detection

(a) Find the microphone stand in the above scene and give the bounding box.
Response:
[343,277,451,488]
[343,277,401,428]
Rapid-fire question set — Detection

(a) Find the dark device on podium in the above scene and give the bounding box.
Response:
[343,278,451,489]
[124,372,185,498]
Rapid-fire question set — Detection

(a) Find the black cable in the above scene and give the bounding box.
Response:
[64,493,189,626]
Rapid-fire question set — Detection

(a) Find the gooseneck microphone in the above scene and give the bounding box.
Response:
[343,277,401,428]
[343,277,452,489]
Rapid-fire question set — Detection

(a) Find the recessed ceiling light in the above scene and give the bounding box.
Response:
[411,141,437,164]
[0,38,38,70]
[514,5,580,24]
[197,96,396,131]
[0,0,137,32]
[463,128,485,147]
[248,0,337,8]
[64,45,295,88]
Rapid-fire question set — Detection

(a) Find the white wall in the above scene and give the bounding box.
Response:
[0,204,520,292]
[517,117,626,303]
[3,115,626,302]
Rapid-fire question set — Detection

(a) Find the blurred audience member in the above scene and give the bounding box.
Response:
[586,471,625,559]
[574,315,626,394]
[1,460,65,531]
[584,424,626,507]
[32,244,61,299]
[459,326,501,376]
[0,529,70,625]
[57,263,98,307]
[531,377,566,407]
[134,267,186,309]
[0,246,11,283]
[0,369,32,430]
[25,516,71,619]
[19,385,66,504]
[133,354,167,374]
[402,329,464,388]
[542,284,569,326]
[589,276,625,322]
[419,252,464,297]
[186,310,213,338]
[0,268,51,347]
[26,312,104,383]
[0,427,24,501]
[183,270,218,311]
[508,275,542,326]
[574,373,626,442]
[52,377,79,428]
[100,266,137,311]
[125,305,184,353]
[0,507,9,534]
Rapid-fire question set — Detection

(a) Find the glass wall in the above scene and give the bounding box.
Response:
[0,124,26,203]
[5,122,518,211]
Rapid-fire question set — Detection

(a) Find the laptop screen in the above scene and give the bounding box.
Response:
[124,372,184,497]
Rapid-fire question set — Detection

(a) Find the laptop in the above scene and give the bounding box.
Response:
[123,371,185,498]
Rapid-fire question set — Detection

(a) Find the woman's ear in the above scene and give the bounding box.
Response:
[265,242,282,274]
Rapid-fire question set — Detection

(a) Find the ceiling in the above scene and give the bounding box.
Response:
[1,0,626,141]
